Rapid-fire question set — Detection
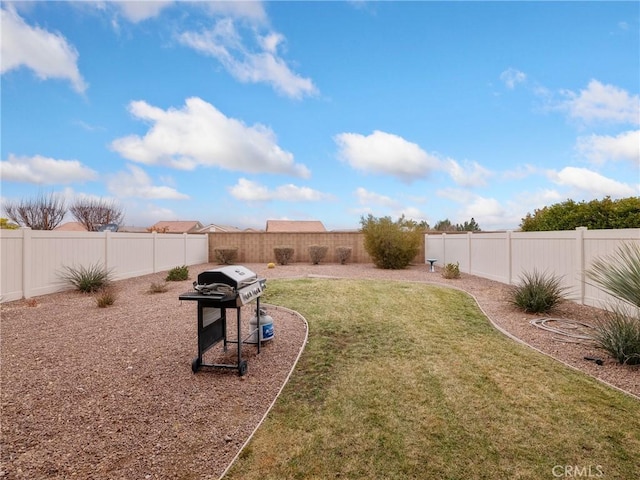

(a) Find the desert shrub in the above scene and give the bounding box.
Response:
[592,307,640,365]
[308,245,328,265]
[274,247,294,265]
[95,286,116,308]
[166,265,189,281]
[509,270,567,313]
[148,281,169,294]
[360,214,422,269]
[586,242,640,309]
[442,262,460,279]
[214,247,238,265]
[586,242,640,364]
[336,246,352,265]
[60,263,112,293]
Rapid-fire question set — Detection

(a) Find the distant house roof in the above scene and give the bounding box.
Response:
[54,222,88,231]
[265,220,326,232]
[118,226,148,233]
[197,223,242,233]
[149,221,204,234]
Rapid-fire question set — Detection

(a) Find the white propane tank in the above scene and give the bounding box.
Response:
[250,308,274,342]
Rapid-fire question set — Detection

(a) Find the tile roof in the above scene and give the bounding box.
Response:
[54,221,88,231]
[265,220,326,232]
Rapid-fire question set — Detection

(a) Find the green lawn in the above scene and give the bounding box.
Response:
[224,279,640,480]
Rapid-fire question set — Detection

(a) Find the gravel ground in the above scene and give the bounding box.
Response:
[1,262,638,479]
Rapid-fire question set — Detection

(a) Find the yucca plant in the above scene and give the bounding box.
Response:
[509,270,568,314]
[586,242,640,364]
[60,263,112,293]
[586,242,640,308]
[591,307,640,365]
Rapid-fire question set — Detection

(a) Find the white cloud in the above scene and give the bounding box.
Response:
[559,80,640,125]
[229,178,330,202]
[501,164,539,180]
[0,6,87,93]
[334,130,441,183]
[354,187,401,208]
[0,154,98,184]
[107,164,189,200]
[203,1,267,23]
[500,68,526,89]
[442,158,492,187]
[576,130,640,166]
[178,18,317,99]
[115,1,173,23]
[547,166,637,197]
[110,97,310,178]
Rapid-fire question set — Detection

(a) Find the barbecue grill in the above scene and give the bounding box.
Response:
[179,266,266,375]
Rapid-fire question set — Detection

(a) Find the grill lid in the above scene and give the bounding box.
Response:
[197,265,258,288]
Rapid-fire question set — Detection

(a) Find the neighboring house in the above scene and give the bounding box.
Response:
[54,222,87,231]
[149,221,204,234]
[118,226,148,233]
[265,220,326,232]
[197,223,242,233]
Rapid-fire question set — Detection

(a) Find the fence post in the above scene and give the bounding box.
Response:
[576,227,587,305]
[442,232,447,264]
[466,232,472,274]
[424,233,428,263]
[105,230,112,273]
[22,228,32,299]
[183,233,188,265]
[506,230,513,285]
[152,231,158,273]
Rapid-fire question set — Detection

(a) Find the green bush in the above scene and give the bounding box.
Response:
[166,265,189,281]
[442,262,460,279]
[336,246,352,265]
[274,247,294,265]
[509,270,568,313]
[60,263,112,293]
[592,307,640,365]
[360,214,422,269]
[308,245,328,265]
[214,247,238,265]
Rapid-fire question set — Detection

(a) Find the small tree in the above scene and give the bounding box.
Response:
[70,197,124,232]
[433,219,454,232]
[3,192,66,230]
[360,214,422,269]
[456,217,481,232]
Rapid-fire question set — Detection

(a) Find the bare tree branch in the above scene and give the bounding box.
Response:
[2,192,67,230]
[69,198,124,231]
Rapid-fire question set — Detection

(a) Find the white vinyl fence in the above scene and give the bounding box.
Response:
[0,229,209,302]
[425,228,640,309]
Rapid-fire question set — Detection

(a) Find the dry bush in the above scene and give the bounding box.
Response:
[214,247,239,265]
[95,287,117,308]
[308,245,329,265]
[336,246,352,265]
[148,281,169,294]
[274,247,295,265]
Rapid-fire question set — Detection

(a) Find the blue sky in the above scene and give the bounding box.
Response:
[1,1,639,231]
